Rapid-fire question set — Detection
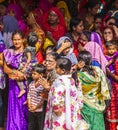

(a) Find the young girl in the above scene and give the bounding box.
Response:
[17,32,38,97]
[105,40,118,81]
[44,57,84,130]
[77,50,110,130]
[105,40,118,130]
[27,64,46,130]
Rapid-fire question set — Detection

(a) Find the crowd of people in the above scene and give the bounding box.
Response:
[0,0,118,130]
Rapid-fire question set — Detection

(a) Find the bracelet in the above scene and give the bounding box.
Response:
[11,70,15,74]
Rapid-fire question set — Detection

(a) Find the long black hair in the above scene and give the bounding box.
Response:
[77,50,95,77]
[57,58,79,87]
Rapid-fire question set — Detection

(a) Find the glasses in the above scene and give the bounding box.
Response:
[45,60,55,64]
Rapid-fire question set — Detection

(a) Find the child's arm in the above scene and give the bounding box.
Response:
[29,100,44,112]
[106,58,114,68]
[21,52,31,73]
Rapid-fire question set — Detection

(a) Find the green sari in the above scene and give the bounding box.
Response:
[78,66,110,130]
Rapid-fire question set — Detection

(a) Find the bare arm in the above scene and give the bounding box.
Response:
[21,52,31,72]
[4,60,26,80]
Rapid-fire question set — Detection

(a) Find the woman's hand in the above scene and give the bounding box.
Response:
[9,70,26,80]
[36,76,50,90]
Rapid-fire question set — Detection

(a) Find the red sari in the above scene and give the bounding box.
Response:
[43,7,67,41]
[105,57,118,130]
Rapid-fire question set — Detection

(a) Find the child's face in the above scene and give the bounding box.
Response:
[56,66,65,75]
[107,45,117,56]
[77,60,85,69]
[32,71,42,81]
[62,47,71,56]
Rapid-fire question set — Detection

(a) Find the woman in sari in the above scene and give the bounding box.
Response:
[84,41,108,73]
[105,45,118,130]
[25,9,45,63]
[43,7,67,45]
[6,3,27,32]
[3,30,28,130]
[77,50,110,130]
[56,0,71,29]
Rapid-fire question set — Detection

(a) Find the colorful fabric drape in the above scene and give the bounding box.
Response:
[24,9,45,63]
[56,1,71,29]
[84,41,108,73]
[43,7,67,41]
[78,66,110,130]
[105,55,118,130]
[6,3,27,32]
[3,49,28,130]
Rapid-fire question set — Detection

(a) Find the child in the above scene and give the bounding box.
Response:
[44,57,84,130]
[17,32,38,97]
[105,40,118,79]
[27,64,46,130]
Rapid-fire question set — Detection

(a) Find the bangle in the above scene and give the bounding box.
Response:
[11,70,15,74]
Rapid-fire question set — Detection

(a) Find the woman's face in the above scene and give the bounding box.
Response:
[103,28,114,42]
[91,4,100,15]
[106,18,116,26]
[74,21,84,34]
[12,34,24,49]
[45,54,57,71]
[48,10,59,25]
[94,18,102,29]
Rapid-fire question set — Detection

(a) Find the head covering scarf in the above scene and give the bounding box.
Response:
[56,36,72,50]
[57,36,78,66]
[84,41,108,73]
[56,1,71,29]
[6,3,27,32]
[56,1,71,20]
[90,32,103,51]
[43,7,67,41]
[37,0,52,14]
[6,4,23,20]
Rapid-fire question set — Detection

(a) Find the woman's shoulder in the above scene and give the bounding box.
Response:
[3,48,14,55]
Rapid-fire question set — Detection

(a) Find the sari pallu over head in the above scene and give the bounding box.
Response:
[6,3,27,32]
[84,41,108,73]
[78,66,110,112]
[56,1,71,28]
[43,7,67,41]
